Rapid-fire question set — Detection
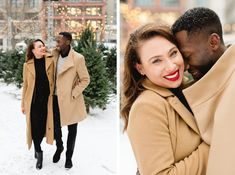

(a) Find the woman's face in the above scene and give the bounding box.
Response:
[136,36,184,88]
[32,41,46,58]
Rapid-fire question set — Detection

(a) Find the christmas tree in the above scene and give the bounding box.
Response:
[74,26,110,112]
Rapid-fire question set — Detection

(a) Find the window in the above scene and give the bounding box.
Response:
[196,0,206,6]
[135,0,153,7]
[86,20,101,28]
[25,13,38,20]
[66,20,83,28]
[0,0,5,8]
[11,0,21,7]
[85,0,103,2]
[86,7,102,16]
[56,6,82,16]
[27,0,40,8]
[161,0,179,7]
[65,0,82,2]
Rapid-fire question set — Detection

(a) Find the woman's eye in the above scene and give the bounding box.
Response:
[170,50,178,57]
[152,59,161,64]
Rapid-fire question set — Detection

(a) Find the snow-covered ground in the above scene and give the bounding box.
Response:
[0,82,117,175]
[120,131,137,175]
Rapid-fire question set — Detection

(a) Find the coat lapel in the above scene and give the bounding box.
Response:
[25,59,35,77]
[52,47,75,76]
[52,49,60,79]
[45,57,53,72]
[142,79,199,134]
[59,57,74,75]
[168,96,199,134]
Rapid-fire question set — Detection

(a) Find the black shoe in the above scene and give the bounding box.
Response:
[53,147,64,163]
[65,159,73,169]
[36,152,43,170]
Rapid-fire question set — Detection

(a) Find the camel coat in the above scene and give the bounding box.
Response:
[52,48,90,126]
[21,56,54,149]
[183,45,235,175]
[127,79,209,175]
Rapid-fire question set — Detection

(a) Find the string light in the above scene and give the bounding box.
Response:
[1,1,108,41]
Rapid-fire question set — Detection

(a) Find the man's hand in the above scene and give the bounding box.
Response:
[21,107,25,115]
[72,80,79,89]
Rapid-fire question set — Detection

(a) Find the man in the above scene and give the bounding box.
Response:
[52,32,90,169]
[172,7,235,175]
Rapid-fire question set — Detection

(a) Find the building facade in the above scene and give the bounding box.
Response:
[0,0,108,50]
[0,0,42,50]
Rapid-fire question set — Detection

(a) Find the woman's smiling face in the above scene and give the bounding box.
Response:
[136,35,184,88]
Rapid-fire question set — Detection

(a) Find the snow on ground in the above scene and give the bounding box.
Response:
[120,131,137,175]
[0,82,117,175]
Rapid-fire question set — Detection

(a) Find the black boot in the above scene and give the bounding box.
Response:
[53,146,64,163]
[65,158,73,169]
[65,150,73,169]
[36,152,43,170]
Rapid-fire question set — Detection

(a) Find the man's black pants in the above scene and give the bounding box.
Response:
[53,95,78,159]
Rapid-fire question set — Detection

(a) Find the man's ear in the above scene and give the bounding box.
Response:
[209,33,220,51]
[135,63,145,75]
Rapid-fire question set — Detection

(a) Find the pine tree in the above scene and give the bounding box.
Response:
[97,43,117,93]
[74,26,110,112]
[105,46,116,93]
[0,50,25,88]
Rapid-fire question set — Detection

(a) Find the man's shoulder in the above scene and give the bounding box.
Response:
[71,49,84,60]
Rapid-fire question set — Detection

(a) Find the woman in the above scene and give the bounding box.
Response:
[21,39,54,170]
[121,23,209,175]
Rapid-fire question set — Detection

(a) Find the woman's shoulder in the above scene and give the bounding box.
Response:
[134,89,167,106]
[130,89,168,118]
[127,89,170,134]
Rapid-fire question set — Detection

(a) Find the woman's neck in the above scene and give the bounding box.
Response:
[34,55,44,59]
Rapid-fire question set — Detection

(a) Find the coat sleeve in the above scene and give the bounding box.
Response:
[21,63,27,109]
[127,94,209,175]
[71,54,90,99]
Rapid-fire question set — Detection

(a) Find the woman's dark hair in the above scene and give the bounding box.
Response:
[121,23,178,131]
[26,39,45,62]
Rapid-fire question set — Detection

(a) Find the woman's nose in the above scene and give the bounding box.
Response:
[165,60,176,71]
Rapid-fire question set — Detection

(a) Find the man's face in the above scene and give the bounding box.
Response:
[56,35,68,51]
[175,30,214,81]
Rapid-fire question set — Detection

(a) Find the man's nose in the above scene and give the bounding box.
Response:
[184,62,190,71]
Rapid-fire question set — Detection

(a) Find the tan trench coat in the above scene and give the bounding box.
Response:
[183,45,235,175]
[52,48,90,126]
[127,79,209,175]
[21,56,54,149]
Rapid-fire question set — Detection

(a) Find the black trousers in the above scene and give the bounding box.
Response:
[53,95,78,159]
[30,105,47,153]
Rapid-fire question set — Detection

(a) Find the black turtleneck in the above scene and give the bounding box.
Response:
[32,57,50,108]
[170,88,193,115]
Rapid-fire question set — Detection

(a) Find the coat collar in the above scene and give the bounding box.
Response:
[25,56,53,77]
[53,47,75,75]
[183,44,235,108]
[142,79,200,134]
